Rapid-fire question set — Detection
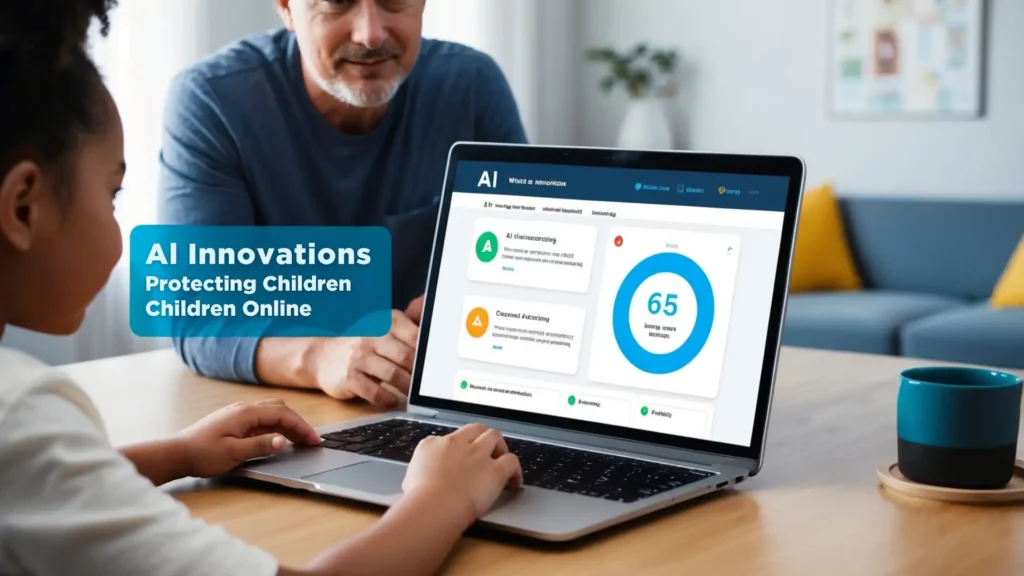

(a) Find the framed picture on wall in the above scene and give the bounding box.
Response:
[829,0,987,118]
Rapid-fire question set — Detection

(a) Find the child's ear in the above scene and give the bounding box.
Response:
[275,0,295,31]
[0,160,44,252]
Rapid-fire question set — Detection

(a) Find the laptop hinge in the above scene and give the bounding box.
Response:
[406,404,439,418]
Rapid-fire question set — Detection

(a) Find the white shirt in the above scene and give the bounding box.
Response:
[0,347,279,576]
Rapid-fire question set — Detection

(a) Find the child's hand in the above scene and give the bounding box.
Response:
[402,423,523,526]
[173,399,322,478]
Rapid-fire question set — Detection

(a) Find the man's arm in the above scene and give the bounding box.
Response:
[159,70,271,384]
[161,72,328,389]
[159,72,419,405]
[159,71,255,227]
[473,53,529,144]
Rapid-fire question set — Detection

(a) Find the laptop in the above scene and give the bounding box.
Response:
[240,143,805,541]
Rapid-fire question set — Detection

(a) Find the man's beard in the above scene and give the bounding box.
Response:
[307,42,406,108]
[311,71,405,108]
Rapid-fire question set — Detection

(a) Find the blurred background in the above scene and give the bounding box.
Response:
[7,0,1022,368]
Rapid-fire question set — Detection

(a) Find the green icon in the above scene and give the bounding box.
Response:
[475,231,498,262]
[568,395,576,406]
[460,380,468,390]
[641,406,649,416]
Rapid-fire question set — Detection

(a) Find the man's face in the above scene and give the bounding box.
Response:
[282,0,425,108]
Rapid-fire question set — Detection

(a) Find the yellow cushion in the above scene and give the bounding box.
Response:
[991,236,1024,308]
[789,184,862,293]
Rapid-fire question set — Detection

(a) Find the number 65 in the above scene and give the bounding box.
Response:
[647,292,678,316]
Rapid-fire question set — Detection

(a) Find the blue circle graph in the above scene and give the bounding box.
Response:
[612,252,715,375]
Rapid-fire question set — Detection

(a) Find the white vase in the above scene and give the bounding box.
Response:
[617,98,674,150]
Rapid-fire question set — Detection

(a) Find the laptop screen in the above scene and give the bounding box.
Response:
[416,150,794,450]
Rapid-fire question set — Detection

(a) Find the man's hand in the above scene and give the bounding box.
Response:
[405,295,424,324]
[308,301,422,407]
[173,399,321,478]
[309,296,426,407]
[255,295,428,408]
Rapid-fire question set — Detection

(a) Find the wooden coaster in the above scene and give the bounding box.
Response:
[877,460,1024,504]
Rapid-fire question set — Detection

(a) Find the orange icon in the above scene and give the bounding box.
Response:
[465,307,489,338]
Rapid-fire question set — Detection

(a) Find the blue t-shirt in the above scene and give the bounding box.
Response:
[158,29,527,383]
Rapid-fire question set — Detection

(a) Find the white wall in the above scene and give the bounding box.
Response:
[424,0,580,145]
[580,0,1024,197]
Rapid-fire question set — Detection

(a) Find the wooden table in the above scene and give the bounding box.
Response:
[61,347,1024,575]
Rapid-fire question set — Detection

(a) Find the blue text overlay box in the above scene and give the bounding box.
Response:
[130,226,392,338]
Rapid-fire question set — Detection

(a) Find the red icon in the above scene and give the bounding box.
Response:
[614,235,623,247]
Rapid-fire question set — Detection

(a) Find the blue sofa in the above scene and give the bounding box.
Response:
[782,197,1024,369]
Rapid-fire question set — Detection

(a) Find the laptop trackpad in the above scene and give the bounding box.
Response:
[303,461,405,495]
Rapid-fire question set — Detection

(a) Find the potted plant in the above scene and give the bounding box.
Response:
[586,43,679,150]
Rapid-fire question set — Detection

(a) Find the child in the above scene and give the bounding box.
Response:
[0,2,522,575]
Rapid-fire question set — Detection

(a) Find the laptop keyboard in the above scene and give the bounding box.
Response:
[319,418,716,503]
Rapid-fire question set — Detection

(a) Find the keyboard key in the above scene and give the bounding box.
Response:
[342,434,376,443]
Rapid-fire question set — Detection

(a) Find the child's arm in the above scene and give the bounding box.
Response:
[119,439,190,486]
[2,380,518,576]
[120,399,322,485]
[277,488,471,576]
[117,411,521,576]
[278,424,522,576]
[0,385,282,575]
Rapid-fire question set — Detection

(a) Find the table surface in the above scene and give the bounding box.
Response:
[61,347,1024,575]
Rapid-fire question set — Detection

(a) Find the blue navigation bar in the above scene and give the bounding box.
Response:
[454,161,789,212]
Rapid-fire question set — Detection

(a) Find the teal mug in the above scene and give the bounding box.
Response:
[898,367,1022,489]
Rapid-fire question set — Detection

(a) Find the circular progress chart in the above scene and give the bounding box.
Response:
[587,227,740,398]
[612,251,715,375]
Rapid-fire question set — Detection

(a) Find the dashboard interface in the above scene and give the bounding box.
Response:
[418,159,790,448]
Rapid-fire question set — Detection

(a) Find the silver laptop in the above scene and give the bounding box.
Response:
[240,143,805,541]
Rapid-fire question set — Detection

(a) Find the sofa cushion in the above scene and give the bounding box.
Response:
[991,236,1024,308]
[839,197,1024,299]
[783,291,965,355]
[901,304,1024,369]
[790,184,862,293]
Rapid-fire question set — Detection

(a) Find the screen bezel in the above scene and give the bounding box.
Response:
[408,143,804,463]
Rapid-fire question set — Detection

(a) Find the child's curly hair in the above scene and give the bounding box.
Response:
[0,0,119,191]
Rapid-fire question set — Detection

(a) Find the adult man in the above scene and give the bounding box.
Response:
[159,0,527,407]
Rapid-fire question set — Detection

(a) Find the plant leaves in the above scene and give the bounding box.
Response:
[586,47,616,61]
[650,49,679,73]
[587,43,680,96]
